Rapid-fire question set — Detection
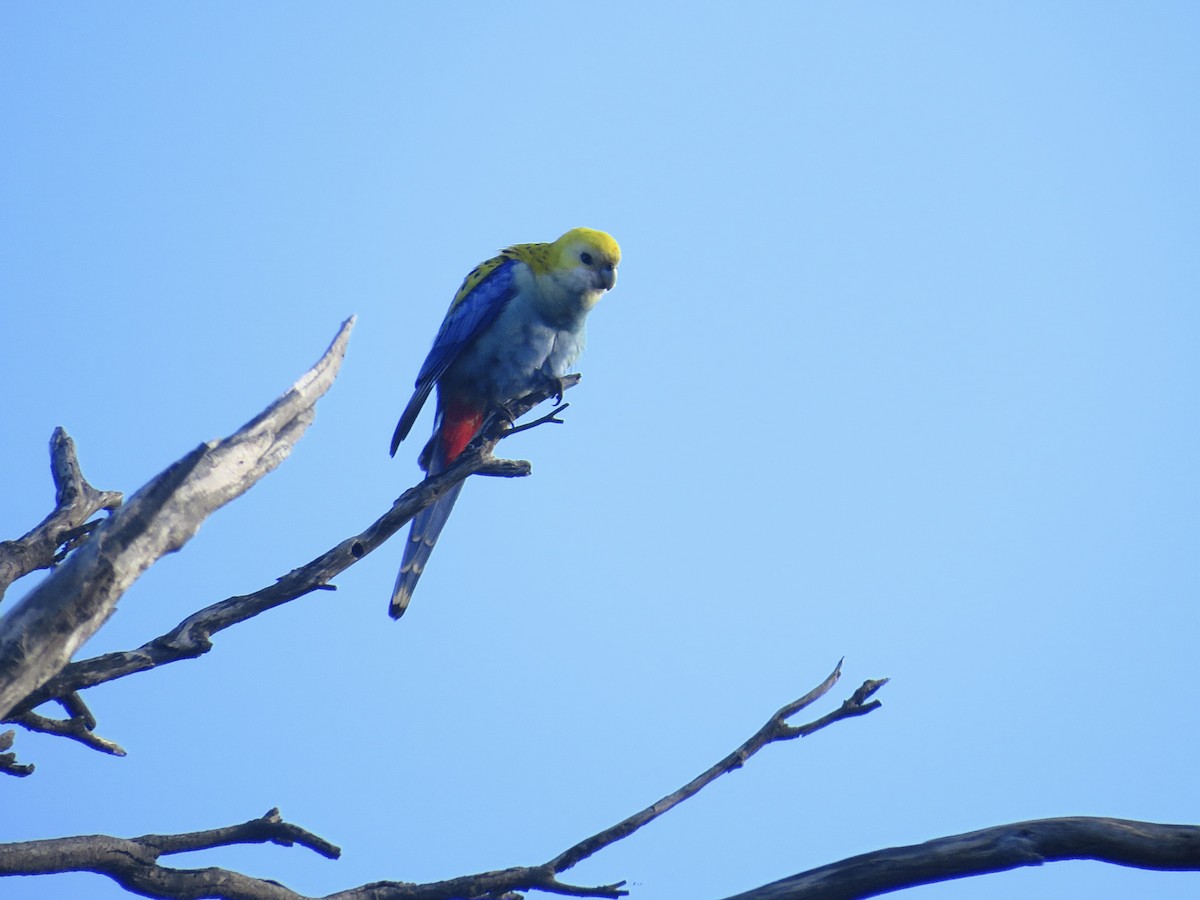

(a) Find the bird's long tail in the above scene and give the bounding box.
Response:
[389,399,484,619]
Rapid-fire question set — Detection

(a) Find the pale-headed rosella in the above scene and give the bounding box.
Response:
[389,227,621,618]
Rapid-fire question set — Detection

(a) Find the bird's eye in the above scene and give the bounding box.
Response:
[580,251,594,265]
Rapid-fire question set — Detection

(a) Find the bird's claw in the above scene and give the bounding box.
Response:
[543,373,567,406]
[489,402,519,433]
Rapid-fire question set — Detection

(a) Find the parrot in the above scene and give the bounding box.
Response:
[388,227,621,618]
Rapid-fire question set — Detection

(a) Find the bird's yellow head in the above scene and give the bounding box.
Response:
[547,227,621,302]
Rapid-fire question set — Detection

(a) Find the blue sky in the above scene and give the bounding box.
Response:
[2,3,1198,898]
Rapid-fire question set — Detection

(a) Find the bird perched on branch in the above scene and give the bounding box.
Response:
[389,227,621,618]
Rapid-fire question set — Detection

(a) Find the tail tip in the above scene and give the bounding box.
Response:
[389,580,414,619]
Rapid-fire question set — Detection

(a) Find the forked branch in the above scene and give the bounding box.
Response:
[0,663,887,899]
[7,374,581,725]
[0,808,338,899]
[0,428,122,602]
[0,317,356,727]
[549,660,886,875]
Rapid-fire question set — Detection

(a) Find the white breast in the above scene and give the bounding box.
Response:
[443,268,589,405]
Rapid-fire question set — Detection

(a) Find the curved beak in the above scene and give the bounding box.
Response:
[599,265,617,291]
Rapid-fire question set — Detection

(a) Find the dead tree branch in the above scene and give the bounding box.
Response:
[0,664,885,899]
[6,374,581,726]
[0,427,123,602]
[718,816,1200,900]
[0,808,338,900]
[549,660,886,875]
[0,729,33,777]
[0,317,356,724]
[8,704,126,757]
[4,659,1196,899]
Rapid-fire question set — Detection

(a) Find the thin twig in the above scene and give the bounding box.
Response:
[0,428,123,602]
[504,402,571,437]
[7,710,126,756]
[548,660,884,875]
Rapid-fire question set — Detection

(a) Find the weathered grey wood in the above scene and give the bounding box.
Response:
[0,428,123,601]
[8,377,576,719]
[0,318,354,721]
[718,817,1200,900]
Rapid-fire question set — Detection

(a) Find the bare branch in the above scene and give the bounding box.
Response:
[7,708,126,756]
[5,806,1198,900]
[136,807,340,859]
[0,812,617,900]
[8,373,580,720]
[475,458,534,477]
[0,665,884,899]
[0,729,34,777]
[717,816,1200,900]
[502,400,572,436]
[0,427,123,601]
[0,808,338,900]
[59,689,98,730]
[548,660,886,875]
[0,317,355,722]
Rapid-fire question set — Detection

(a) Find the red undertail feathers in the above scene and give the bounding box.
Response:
[437,399,486,467]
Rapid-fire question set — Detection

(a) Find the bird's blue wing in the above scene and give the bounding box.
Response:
[415,256,518,387]
[390,256,518,455]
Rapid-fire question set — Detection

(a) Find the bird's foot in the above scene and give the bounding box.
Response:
[541,372,568,406]
[489,401,520,433]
